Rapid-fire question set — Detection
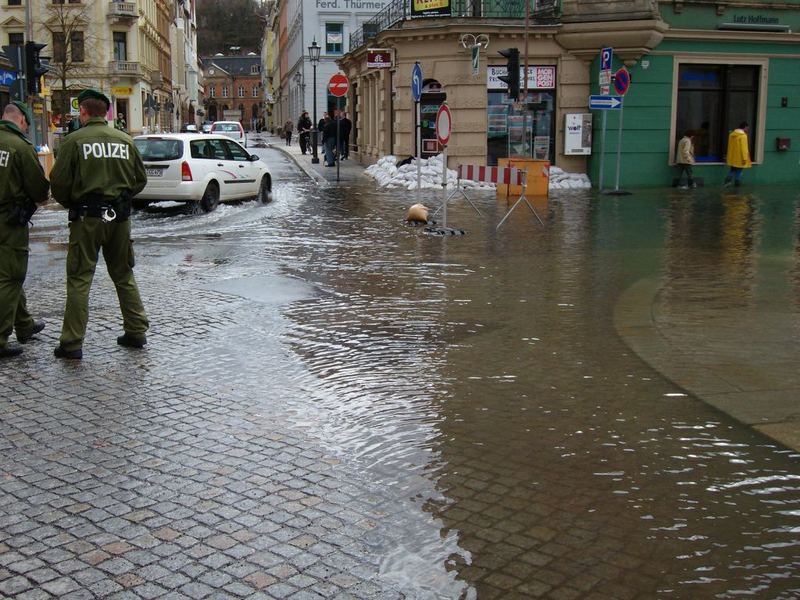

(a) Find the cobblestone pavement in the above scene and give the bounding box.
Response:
[2,156,800,599]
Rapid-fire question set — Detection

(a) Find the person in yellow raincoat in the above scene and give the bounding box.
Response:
[723,122,751,187]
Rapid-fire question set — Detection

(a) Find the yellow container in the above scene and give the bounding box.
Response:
[497,158,550,198]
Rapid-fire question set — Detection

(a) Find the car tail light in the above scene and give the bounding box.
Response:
[181,161,193,181]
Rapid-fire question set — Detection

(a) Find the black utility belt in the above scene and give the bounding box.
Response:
[69,205,128,222]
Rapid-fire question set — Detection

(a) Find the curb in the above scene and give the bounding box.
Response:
[266,142,327,185]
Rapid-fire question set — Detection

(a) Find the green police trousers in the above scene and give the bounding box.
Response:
[59,217,149,351]
[0,220,36,348]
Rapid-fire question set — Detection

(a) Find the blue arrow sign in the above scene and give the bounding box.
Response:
[589,95,623,110]
[412,62,423,103]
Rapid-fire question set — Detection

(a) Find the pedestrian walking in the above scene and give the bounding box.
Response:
[284,119,293,146]
[49,89,149,360]
[318,112,329,147]
[297,111,312,155]
[675,131,695,189]
[0,102,50,358]
[723,122,751,187]
[323,113,339,167]
[339,112,352,160]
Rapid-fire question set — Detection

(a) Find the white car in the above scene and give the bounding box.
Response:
[133,133,272,212]
[211,121,246,146]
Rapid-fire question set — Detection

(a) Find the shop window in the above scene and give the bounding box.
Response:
[675,63,759,163]
[326,23,343,55]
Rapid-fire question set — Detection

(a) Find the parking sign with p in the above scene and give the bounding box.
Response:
[601,47,613,71]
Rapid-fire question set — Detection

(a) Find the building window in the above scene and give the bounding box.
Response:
[675,63,759,163]
[325,23,343,55]
[250,64,259,75]
[252,85,258,98]
[221,85,228,98]
[113,31,127,62]
[71,31,84,62]
[209,85,216,98]
[238,85,245,98]
[8,33,23,46]
[8,0,22,5]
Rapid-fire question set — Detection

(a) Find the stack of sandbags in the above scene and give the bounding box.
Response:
[548,166,592,190]
[365,155,496,191]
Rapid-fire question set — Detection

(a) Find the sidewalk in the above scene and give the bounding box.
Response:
[254,134,367,185]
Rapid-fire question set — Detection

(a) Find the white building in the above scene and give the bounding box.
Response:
[279,0,389,128]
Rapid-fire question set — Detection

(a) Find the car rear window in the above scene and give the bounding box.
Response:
[214,123,240,132]
[134,138,184,161]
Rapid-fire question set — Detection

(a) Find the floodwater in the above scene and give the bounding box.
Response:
[32,149,800,598]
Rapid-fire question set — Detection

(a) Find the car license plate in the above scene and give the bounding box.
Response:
[146,167,163,177]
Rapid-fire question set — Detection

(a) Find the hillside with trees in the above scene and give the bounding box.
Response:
[196,0,266,56]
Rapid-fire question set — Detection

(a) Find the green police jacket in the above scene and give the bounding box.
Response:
[50,117,146,207]
[0,120,50,210]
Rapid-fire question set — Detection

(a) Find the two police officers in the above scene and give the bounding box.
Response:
[49,89,149,360]
[0,101,50,358]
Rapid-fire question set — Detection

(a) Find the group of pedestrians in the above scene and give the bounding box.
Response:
[0,89,149,360]
[281,110,351,166]
[675,121,752,189]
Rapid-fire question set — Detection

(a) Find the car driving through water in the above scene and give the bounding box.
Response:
[133,133,272,212]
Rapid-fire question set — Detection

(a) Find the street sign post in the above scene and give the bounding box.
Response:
[599,47,613,95]
[435,103,453,226]
[589,95,623,110]
[328,73,349,182]
[412,62,423,202]
[613,67,630,96]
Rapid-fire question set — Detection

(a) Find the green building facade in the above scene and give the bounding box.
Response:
[587,1,800,187]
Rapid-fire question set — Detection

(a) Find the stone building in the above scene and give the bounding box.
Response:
[200,54,264,130]
[0,0,201,136]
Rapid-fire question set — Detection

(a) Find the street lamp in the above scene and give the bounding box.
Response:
[308,39,321,164]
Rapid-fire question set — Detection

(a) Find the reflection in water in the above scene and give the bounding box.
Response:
[277,184,800,598]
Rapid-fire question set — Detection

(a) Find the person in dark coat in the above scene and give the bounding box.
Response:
[339,112,352,160]
[323,113,339,167]
[318,112,329,147]
[297,111,312,155]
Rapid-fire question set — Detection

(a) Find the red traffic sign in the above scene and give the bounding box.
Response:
[435,103,452,146]
[328,73,349,97]
[613,67,630,96]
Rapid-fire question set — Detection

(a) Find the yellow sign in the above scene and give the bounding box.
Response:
[413,0,449,9]
[41,86,51,97]
[112,86,133,97]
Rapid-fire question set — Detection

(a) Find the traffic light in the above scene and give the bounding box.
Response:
[1,44,25,100]
[25,41,48,96]
[498,48,520,100]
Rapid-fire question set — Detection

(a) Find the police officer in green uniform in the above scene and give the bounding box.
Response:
[49,89,149,359]
[0,101,50,358]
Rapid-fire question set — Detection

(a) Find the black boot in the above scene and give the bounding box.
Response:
[117,333,147,348]
[54,345,82,360]
[0,343,23,358]
[17,320,45,343]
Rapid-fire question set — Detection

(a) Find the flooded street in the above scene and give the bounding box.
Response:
[11,148,800,599]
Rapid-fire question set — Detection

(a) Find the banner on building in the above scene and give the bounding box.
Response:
[410,0,451,18]
[487,65,556,90]
[367,49,392,69]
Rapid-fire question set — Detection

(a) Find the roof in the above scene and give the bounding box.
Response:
[201,55,261,77]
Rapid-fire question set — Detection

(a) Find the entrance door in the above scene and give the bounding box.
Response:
[116,99,128,131]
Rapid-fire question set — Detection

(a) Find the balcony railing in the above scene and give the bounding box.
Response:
[350,0,560,51]
[108,61,143,76]
[107,1,138,19]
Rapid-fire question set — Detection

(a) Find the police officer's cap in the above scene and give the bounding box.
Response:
[10,101,31,126]
[77,88,111,110]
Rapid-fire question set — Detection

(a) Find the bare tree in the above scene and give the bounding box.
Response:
[41,0,100,128]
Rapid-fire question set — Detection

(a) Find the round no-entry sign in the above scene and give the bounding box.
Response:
[435,103,452,146]
[328,73,349,97]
